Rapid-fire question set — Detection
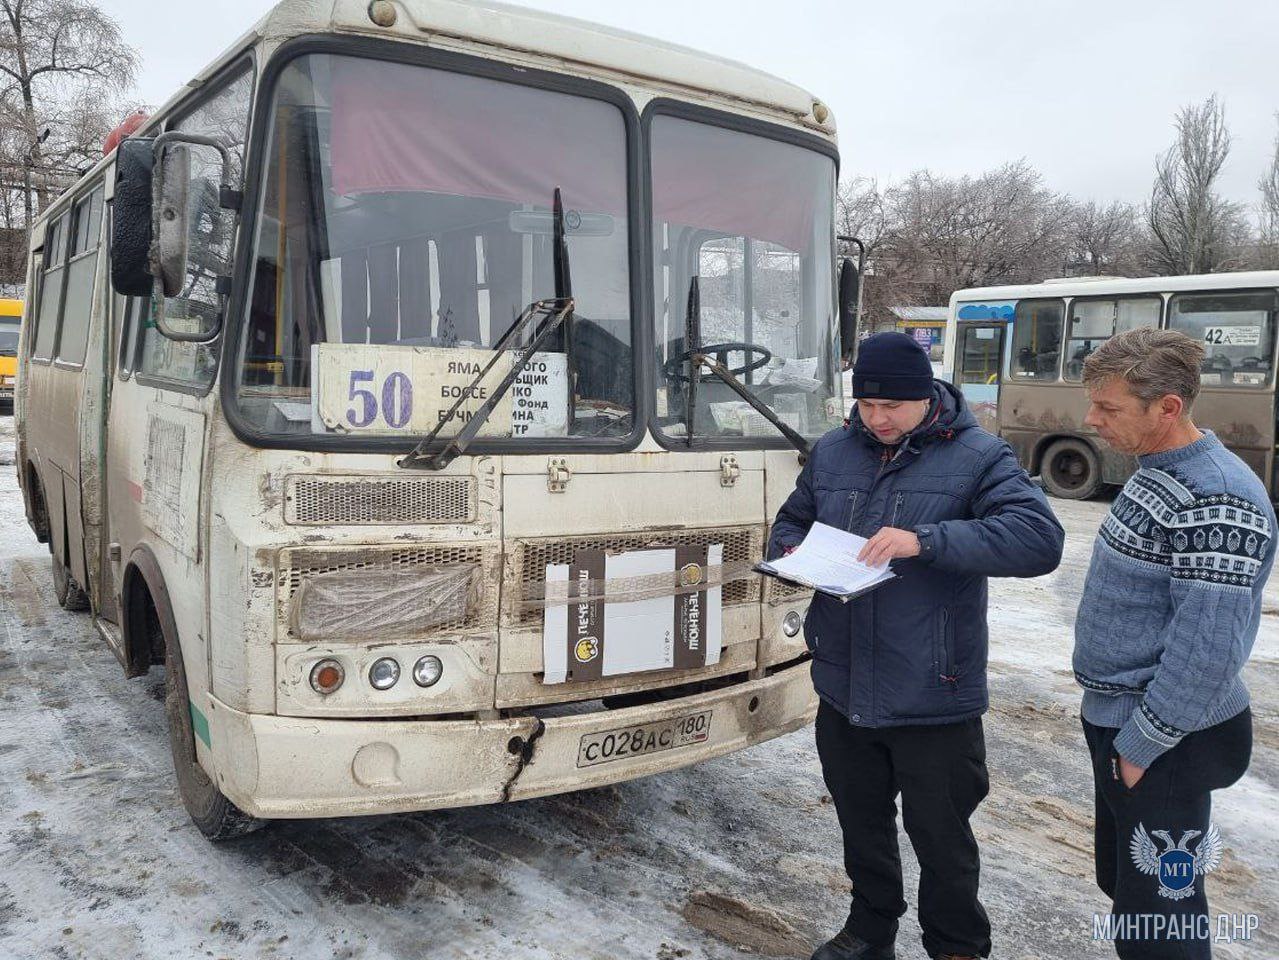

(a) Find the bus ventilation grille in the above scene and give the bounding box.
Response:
[284,475,476,525]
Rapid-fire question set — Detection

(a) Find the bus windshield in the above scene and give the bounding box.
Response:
[650,116,839,443]
[234,53,635,441]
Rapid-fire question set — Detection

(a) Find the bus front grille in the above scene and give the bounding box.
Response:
[276,543,501,640]
[283,475,476,525]
[506,525,763,625]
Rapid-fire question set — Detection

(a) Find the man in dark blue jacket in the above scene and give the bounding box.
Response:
[769,333,1064,960]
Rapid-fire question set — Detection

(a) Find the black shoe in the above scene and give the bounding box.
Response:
[810,929,895,960]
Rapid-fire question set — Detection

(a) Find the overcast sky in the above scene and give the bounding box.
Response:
[101,0,1279,210]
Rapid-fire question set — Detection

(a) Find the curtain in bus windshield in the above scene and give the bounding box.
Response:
[236,54,634,442]
[328,58,625,215]
[650,118,820,255]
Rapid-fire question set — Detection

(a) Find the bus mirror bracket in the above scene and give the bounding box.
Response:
[837,235,866,364]
[148,131,236,343]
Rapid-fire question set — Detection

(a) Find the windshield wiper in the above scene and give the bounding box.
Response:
[680,276,811,458]
[397,296,574,470]
[400,188,576,471]
[694,353,812,458]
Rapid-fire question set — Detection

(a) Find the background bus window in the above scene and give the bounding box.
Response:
[55,184,104,366]
[31,213,68,360]
[1063,296,1160,381]
[1010,299,1064,380]
[1169,290,1278,388]
[959,325,1002,384]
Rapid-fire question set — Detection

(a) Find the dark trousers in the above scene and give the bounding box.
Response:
[1083,709,1252,960]
[815,700,992,958]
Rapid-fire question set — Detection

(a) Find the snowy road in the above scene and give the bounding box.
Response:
[1,412,1275,960]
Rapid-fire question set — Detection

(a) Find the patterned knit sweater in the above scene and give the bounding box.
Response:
[1073,430,1275,769]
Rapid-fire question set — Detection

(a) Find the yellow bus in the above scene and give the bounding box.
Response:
[16,0,854,840]
[0,298,20,409]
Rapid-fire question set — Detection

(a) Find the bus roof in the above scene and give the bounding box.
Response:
[949,271,1279,307]
[32,0,834,244]
[0,298,21,318]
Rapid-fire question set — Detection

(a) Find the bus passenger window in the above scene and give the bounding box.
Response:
[1010,299,1064,380]
[1170,290,1278,388]
[31,213,68,360]
[56,184,105,366]
[1063,297,1160,381]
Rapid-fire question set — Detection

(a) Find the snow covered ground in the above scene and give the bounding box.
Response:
[1,411,1274,960]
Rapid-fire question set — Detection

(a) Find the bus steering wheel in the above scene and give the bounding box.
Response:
[663,342,772,383]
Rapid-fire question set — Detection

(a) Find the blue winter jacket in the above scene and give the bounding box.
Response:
[768,381,1064,727]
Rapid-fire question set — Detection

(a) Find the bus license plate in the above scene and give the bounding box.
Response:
[576,710,713,768]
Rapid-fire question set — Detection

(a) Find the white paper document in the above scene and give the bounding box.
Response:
[755,522,895,601]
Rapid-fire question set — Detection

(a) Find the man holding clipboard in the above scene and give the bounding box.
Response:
[768,333,1064,960]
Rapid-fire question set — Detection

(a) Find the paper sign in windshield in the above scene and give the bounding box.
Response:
[311,343,567,436]
[1203,326,1261,347]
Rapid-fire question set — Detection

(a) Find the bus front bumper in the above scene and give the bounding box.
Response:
[207,660,817,819]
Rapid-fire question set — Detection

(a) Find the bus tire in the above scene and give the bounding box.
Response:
[52,553,90,611]
[1040,438,1103,500]
[162,614,264,842]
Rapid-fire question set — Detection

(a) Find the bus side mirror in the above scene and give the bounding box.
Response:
[153,143,192,299]
[146,131,237,343]
[110,137,155,298]
[838,257,860,360]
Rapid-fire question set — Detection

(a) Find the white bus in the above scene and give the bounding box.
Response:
[15,0,853,838]
[943,272,1279,500]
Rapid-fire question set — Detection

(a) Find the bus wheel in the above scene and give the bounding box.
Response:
[51,554,90,611]
[1041,438,1102,500]
[162,617,264,842]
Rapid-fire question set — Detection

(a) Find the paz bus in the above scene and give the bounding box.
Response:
[15,0,856,839]
[943,272,1279,500]
[0,298,20,409]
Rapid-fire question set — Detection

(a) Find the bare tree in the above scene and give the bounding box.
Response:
[1257,116,1279,269]
[876,160,1073,305]
[1066,199,1142,276]
[1145,94,1248,275]
[0,0,138,229]
[837,176,886,249]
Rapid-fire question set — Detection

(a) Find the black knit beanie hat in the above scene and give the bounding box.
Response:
[852,332,934,400]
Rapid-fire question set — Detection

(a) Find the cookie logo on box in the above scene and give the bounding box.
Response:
[679,562,703,587]
[574,636,600,664]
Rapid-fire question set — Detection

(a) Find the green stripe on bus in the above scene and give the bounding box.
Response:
[190,702,212,749]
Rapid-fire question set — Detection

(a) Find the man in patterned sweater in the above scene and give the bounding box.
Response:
[1073,328,1273,959]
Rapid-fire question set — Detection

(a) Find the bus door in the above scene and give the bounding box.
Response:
[955,321,1005,434]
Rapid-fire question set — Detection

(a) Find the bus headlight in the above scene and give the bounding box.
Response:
[782,611,803,638]
[369,657,401,690]
[309,658,345,695]
[413,655,443,688]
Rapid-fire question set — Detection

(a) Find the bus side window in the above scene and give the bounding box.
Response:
[55,184,105,367]
[117,294,145,377]
[1010,299,1064,380]
[31,212,69,360]
[1169,290,1278,388]
[137,64,252,391]
[1063,296,1160,381]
